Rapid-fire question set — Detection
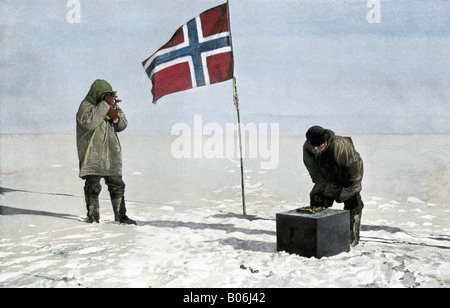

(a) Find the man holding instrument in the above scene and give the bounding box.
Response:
[76,79,136,225]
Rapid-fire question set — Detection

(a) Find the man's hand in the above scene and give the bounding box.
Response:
[108,108,120,123]
[337,187,354,203]
[323,183,341,199]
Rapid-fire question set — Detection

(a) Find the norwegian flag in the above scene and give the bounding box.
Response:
[142,3,234,103]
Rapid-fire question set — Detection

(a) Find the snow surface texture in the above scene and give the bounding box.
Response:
[0,134,449,288]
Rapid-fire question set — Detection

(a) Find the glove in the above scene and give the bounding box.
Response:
[107,107,120,122]
[336,187,354,203]
[310,193,334,208]
[310,182,324,196]
[323,183,341,199]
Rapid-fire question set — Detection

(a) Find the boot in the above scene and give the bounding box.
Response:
[87,197,100,223]
[350,206,362,247]
[111,198,136,225]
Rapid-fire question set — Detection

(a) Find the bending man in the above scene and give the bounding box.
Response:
[303,126,364,246]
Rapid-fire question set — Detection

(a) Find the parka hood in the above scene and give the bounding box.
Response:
[84,79,113,105]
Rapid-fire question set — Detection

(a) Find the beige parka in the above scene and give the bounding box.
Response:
[76,79,127,178]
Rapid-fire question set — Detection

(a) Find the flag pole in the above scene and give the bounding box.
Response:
[233,77,247,216]
[227,0,247,215]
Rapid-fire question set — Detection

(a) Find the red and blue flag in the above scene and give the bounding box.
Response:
[142,3,234,104]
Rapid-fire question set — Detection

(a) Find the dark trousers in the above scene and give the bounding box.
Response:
[83,175,126,200]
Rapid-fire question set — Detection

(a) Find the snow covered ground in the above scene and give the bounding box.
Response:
[1,134,449,288]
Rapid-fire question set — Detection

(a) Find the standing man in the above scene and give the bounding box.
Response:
[76,79,136,225]
[303,126,364,246]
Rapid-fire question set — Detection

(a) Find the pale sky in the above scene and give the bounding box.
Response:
[1,0,449,135]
